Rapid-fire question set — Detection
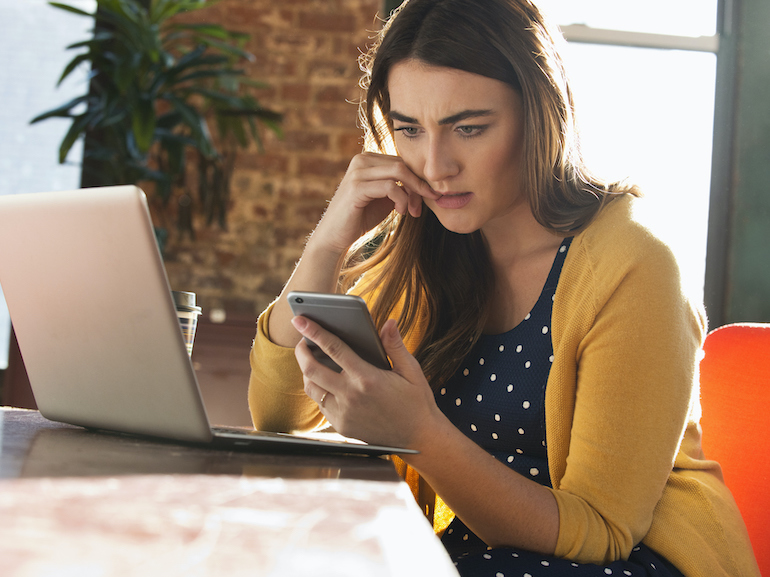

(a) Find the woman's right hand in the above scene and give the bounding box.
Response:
[309,152,438,255]
[266,152,436,349]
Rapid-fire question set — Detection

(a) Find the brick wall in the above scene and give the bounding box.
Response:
[162,0,384,320]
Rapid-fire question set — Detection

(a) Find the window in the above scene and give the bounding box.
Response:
[0,0,95,368]
[538,1,719,299]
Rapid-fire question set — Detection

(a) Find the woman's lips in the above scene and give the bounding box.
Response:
[434,192,472,209]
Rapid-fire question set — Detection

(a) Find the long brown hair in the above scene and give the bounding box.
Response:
[342,0,638,388]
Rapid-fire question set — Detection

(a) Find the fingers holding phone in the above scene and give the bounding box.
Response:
[288,291,391,423]
[288,291,391,372]
[288,292,440,447]
[289,308,385,418]
[289,302,438,449]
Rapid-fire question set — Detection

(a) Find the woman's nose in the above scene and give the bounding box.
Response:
[422,137,460,184]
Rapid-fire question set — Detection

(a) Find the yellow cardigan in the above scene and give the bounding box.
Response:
[249,196,760,577]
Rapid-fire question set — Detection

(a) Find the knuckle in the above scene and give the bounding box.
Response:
[324,336,345,360]
[349,153,366,167]
[344,157,366,179]
[306,324,345,361]
[302,360,318,381]
[350,152,376,170]
[352,373,378,397]
[393,160,412,178]
[389,180,406,195]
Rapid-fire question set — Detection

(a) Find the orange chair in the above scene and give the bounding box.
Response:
[699,323,770,575]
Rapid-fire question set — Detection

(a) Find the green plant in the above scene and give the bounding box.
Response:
[31,0,282,236]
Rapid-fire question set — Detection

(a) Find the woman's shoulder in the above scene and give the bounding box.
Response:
[560,194,687,310]
[555,193,706,341]
[571,194,678,272]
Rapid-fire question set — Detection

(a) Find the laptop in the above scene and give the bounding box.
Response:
[0,186,415,457]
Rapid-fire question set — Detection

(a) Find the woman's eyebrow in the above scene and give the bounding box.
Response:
[438,109,494,125]
[388,111,419,124]
[388,109,495,126]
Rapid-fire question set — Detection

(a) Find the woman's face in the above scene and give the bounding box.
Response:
[387,59,526,236]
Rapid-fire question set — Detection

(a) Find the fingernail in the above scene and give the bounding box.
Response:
[291,316,308,331]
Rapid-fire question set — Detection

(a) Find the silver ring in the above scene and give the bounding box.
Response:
[320,392,328,406]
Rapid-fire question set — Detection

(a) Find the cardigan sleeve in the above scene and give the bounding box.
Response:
[548,214,706,564]
[248,300,328,433]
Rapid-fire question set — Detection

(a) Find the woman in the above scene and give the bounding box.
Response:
[249,1,760,575]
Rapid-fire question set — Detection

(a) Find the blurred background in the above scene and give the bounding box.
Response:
[1,0,768,424]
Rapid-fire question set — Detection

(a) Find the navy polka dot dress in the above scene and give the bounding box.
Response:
[434,238,685,577]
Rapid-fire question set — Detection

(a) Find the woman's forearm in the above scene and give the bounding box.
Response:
[405,413,560,554]
[266,236,348,348]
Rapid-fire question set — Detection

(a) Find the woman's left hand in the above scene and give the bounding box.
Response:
[292,315,561,554]
[291,315,438,449]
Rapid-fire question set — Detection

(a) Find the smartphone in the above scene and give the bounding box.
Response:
[287,291,391,372]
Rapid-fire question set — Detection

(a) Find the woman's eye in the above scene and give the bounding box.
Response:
[457,125,485,137]
[395,126,420,138]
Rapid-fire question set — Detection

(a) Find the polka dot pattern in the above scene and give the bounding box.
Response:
[447,531,687,577]
[435,239,574,489]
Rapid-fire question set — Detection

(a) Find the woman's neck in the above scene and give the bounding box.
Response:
[481,208,564,334]
[482,204,561,270]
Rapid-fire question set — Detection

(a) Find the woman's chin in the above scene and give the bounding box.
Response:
[429,212,480,235]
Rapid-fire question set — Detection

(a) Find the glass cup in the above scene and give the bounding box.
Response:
[172,291,202,357]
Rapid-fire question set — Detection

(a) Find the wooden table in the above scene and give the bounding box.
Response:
[0,407,458,576]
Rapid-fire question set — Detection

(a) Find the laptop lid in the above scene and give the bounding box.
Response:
[0,186,214,443]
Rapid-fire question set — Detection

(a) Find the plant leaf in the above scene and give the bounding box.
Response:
[57,53,92,86]
[30,95,90,124]
[172,67,242,85]
[132,96,156,154]
[48,1,94,17]
[58,113,91,163]
[66,31,114,50]
[169,23,232,41]
[193,37,255,62]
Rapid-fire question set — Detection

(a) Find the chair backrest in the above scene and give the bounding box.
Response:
[699,323,770,575]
